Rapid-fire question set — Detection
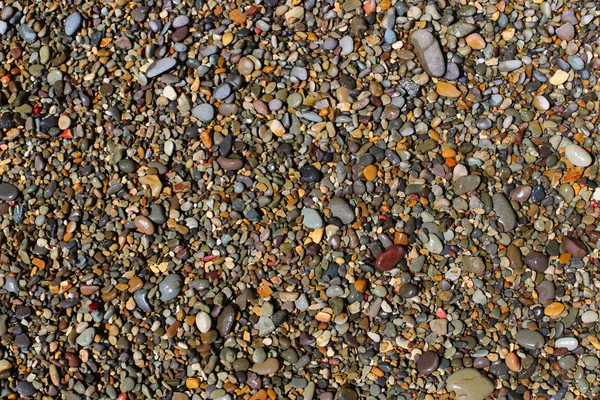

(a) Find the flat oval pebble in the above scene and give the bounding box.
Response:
[65,12,82,36]
[446,368,494,400]
[375,245,405,271]
[564,144,592,167]
[516,329,546,350]
[146,58,177,78]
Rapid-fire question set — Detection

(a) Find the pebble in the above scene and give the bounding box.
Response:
[0,183,19,201]
[196,312,212,333]
[76,327,95,347]
[516,329,546,350]
[65,12,82,36]
[158,274,183,302]
[409,29,446,77]
[417,351,440,375]
[446,368,494,400]
[492,193,517,231]
[146,58,177,78]
[192,104,215,122]
[375,245,405,271]
[301,208,323,229]
[327,197,354,224]
[525,251,549,273]
[252,358,280,375]
[564,144,592,167]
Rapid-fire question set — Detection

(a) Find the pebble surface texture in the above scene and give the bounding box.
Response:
[0,0,599,399]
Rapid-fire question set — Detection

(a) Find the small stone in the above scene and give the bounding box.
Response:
[447,22,476,38]
[76,327,95,347]
[454,175,480,195]
[533,96,550,111]
[0,183,19,201]
[555,23,574,41]
[252,358,280,375]
[134,216,155,235]
[446,368,494,400]
[563,236,588,257]
[506,353,520,372]
[16,381,37,397]
[195,312,212,333]
[465,33,486,49]
[301,208,323,229]
[328,197,354,224]
[555,337,578,351]
[430,319,447,335]
[237,57,255,75]
[217,305,236,336]
[525,251,549,273]
[492,193,517,231]
[582,311,598,323]
[498,60,522,72]
[516,328,546,350]
[545,302,565,317]
[334,388,358,400]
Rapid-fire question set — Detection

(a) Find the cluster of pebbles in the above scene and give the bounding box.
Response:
[1,0,600,399]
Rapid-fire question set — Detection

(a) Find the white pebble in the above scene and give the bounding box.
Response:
[565,144,592,167]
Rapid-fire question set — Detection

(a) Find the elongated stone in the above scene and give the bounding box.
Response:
[146,58,177,78]
[409,29,446,77]
[563,236,587,257]
[252,357,280,375]
[217,305,236,336]
[564,144,592,167]
[375,245,405,271]
[65,12,82,36]
[492,193,517,231]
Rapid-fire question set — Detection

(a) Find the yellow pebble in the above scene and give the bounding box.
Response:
[436,82,461,98]
[363,165,378,181]
[544,302,565,317]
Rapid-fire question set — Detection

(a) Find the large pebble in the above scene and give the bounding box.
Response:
[564,144,592,167]
[492,193,516,231]
[65,12,82,36]
[446,368,494,400]
[252,358,280,375]
[516,328,545,350]
[328,197,354,224]
[76,327,95,347]
[146,58,177,78]
[217,305,236,336]
[525,251,549,273]
[454,175,480,195]
[301,208,323,229]
[0,183,19,201]
[409,29,446,77]
[416,351,439,375]
[375,245,405,271]
[159,274,183,302]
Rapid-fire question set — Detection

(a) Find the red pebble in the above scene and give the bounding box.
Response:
[375,245,405,271]
[33,105,42,115]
